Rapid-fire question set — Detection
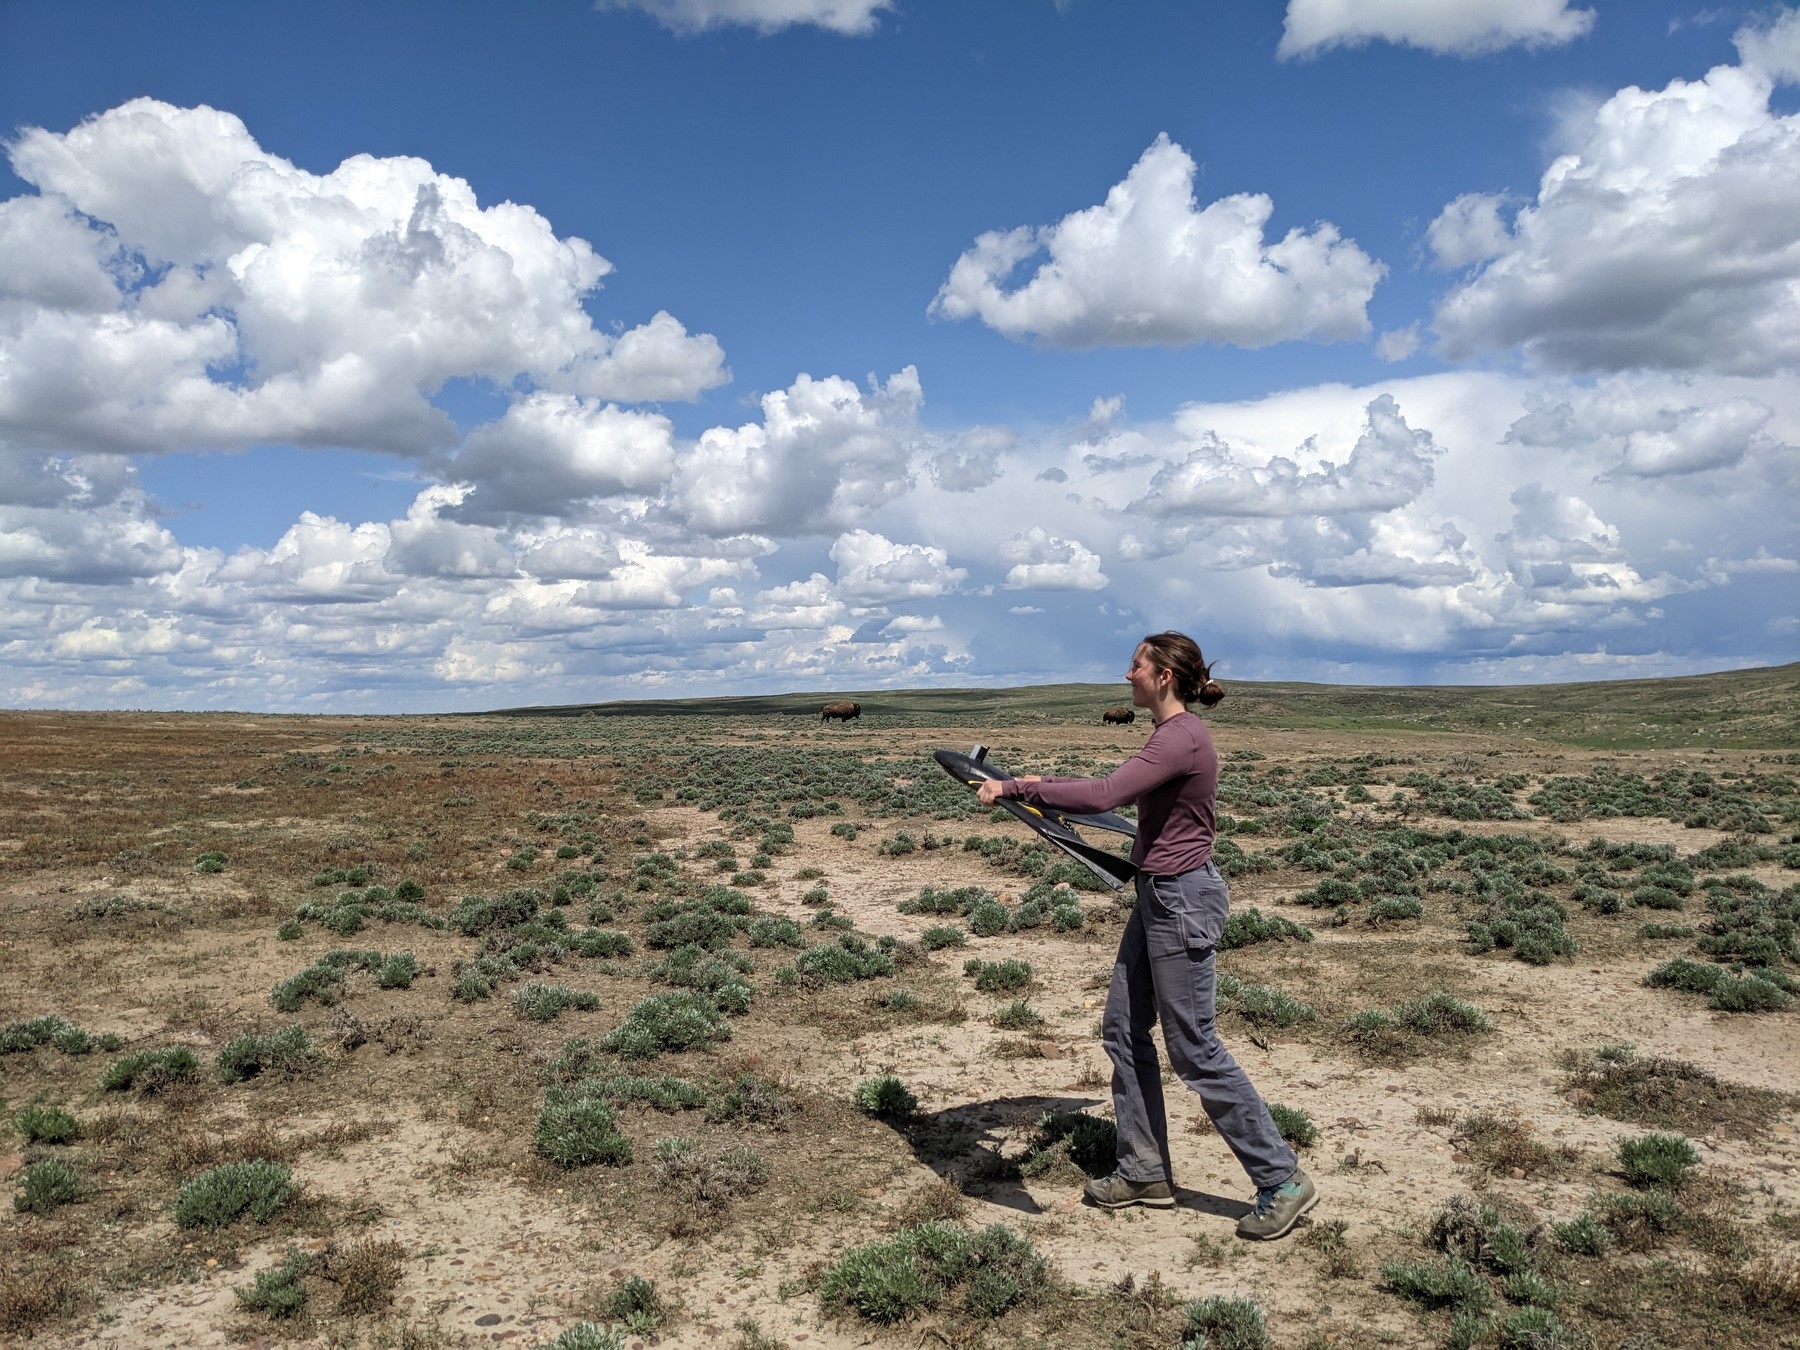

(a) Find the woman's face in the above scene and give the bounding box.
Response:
[1125,644,1167,708]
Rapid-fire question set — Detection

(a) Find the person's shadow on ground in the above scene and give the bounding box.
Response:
[879,1092,1251,1221]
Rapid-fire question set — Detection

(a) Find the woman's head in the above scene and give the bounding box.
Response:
[1135,631,1224,708]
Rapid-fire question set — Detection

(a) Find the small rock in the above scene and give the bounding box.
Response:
[1452,1152,1473,1164]
[1508,1168,1526,1180]
[475,1314,503,1326]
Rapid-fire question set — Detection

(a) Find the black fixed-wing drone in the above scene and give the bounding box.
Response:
[932,744,1138,891]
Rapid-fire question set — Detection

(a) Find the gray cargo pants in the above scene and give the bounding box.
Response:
[1102,862,1298,1191]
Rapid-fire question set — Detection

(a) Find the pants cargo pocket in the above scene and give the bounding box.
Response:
[1142,870,1229,956]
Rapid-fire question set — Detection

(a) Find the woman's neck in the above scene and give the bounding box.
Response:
[1148,695,1188,726]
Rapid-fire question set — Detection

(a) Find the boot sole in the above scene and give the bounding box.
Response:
[1085,1191,1176,1210]
[1235,1188,1319,1240]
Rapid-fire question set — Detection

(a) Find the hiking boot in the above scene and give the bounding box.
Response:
[1083,1172,1175,1209]
[1235,1167,1317,1240]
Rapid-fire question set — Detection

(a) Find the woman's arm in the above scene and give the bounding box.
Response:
[990,727,1188,814]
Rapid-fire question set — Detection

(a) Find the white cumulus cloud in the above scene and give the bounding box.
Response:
[1279,0,1595,59]
[930,134,1382,349]
[1136,394,1440,518]
[595,0,891,36]
[0,99,727,460]
[1431,24,1800,374]
[830,529,967,602]
[999,527,1108,591]
[672,367,921,536]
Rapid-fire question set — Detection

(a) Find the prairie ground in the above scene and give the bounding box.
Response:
[1,693,1797,1349]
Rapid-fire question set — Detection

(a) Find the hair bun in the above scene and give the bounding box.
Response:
[1196,678,1225,708]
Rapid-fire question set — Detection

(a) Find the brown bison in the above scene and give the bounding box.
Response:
[1102,706,1136,725]
[821,700,861,723]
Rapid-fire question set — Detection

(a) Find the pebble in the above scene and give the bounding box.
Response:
[475,1313,503,1326]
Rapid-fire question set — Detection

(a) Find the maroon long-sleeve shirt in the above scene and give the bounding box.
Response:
[1000,711,1218,876]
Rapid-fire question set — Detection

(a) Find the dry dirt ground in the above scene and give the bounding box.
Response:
[1,712,1796,1350]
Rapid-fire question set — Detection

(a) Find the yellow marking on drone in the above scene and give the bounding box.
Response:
[960,777,1049,820]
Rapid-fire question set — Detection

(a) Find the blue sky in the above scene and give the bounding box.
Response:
[1,0,1796,710]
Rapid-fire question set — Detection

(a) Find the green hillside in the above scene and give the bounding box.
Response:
[491,661,1800,749]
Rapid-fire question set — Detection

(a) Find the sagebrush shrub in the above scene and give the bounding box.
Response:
[173,1160,296,1228]
[1017,1111,1115,1180]
[967,958,1031,993]
[513,981,600,1023]
[1381,1256,1491,1311]
[1178,1294,1272,1350]
[1268,1103,1318,1149]
[603,991,732,1060]
[853,1074,918,1119]
[535,1088,633,1167]
[14,1159,79,1214]
[102,1046,200,1092]
[14,1104,80,1144]
[235,1249,311,1319]
[1551,1212,1611,1256]
[215,1025,315,1083]
[1617,1131,1699,1188]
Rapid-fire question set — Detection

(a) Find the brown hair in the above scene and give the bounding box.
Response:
[1139,631,1224,708]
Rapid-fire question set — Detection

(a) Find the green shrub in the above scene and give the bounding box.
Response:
[513,982,601,1023]
[1395,991,1493,1035]
[960,1224,1050,1317]
[990,1000,1045,1031]
[1503,1270,1559,1308]
[1178,1294,1272,1350]
[102,1046,200,1092]
[1596,1190,1680,1249]
[1381,1256,1491,1311]
[236,1249,312,1319]
[1217,974,1313,1027]
[602,992,732,1060]
[745,916,805,948]
[1220,908,1314,949]
[276,918,303,940]
[600,1272,666,1333]
[534,1089,633,1167]
[14,1104,80,1144]
[919,925,966,950]
[901,885,986,915]
[1495,1308,1575,1349]
[1551,1212,1611,1256]
[173,1160,296,1228]
[570,1072,705,1112]
[14,1158,79,1214]
[1,1014,117,1056]
[376,951,421,988]
[853,1075,918,1120]
[1637,922,1695,940]
[968,958,1032,993]
[1017,1111,1116,1179]
[819,1221,1046,1322]
[215,1025,315,1083]
[193,850,228,873]
[1617,1131,1700,1188]
[1268,1103,1318,1149]
[795,934,894,984]
[1367,895,1426,923]
[967,898,1010,937]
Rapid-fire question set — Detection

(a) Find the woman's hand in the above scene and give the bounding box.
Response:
[977,775,1039,806]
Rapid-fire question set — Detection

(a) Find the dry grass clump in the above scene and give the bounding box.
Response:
[1560,1049,1792,1139]
[1453,1111,1581,1178]
[320,1235,407,1314]
[0,1261,76,1335]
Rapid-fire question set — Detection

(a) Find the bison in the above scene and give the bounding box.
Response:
[1102,706,1136,725]
[821,700,861,723]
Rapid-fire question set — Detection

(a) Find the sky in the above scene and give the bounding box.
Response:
[1,0,1797,712]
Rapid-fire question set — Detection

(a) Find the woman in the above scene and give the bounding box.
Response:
[976,631,1316,1240]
